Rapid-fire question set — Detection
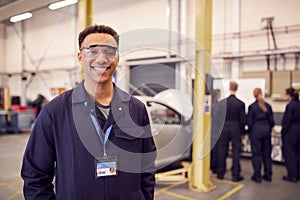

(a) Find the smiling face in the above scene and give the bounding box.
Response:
[78,33,119,86]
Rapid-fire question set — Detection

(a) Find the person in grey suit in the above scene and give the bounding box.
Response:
[217,81,246,182]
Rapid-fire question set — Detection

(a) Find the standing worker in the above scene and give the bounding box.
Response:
[247,88,275,183]
[217,81,246,182]
[281,87,300,183]
[21,24,157,199]
[211,89,222,174]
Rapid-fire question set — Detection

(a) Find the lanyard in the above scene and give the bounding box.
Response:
[89,112,112,158]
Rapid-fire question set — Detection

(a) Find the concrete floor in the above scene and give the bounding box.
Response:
[1,132,300,200]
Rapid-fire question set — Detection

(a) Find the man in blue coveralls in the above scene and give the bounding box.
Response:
[21,24,157,200]
[217,81,246,182]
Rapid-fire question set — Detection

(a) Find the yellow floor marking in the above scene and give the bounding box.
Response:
[217,184,244,200]
[0,179,23,200]
[212,178,245,200]
[164,191,196,200]
[6,191,22,200]
[4,184,22,193]
[155,183,180,195]
[1,178,243,200]
[0,180,22,190]
[0,182,7,186]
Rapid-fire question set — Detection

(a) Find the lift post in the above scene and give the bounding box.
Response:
[189,0,216,192]
[78,0,94,80]
[78,0,94,29]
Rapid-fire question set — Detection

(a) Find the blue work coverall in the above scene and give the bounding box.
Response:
[217,95,246,179]
[281,98,300,180]
[247,100,275,180]
[21,82,157,200]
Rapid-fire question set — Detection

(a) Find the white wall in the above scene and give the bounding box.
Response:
[24,8,77,71]
[1,4,78,100]
[94,0,196,61]
[212,0,300,76]
[94,0,168,31]
[212,0,300,52]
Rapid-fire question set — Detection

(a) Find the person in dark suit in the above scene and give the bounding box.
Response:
[21,25,157,199]
[217,81,246,182]
[247,88,275,183]
[281,87,300,183]
[211,89,223,174]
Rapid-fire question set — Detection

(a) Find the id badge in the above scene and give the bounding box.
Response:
[95,156,117,178]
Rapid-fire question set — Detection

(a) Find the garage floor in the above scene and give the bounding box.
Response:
[1,132,300,200]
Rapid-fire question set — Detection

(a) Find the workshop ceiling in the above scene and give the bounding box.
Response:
[0,0,19,8]
[0,0,58,22]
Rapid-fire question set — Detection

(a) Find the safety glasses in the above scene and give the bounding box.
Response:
[80,44,118,59]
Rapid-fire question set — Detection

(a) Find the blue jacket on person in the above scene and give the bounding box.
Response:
[21,81,157,200]
[247,100,275,133]
[223,94,246,132]
[281,98,300,180]
[281,98,300,136]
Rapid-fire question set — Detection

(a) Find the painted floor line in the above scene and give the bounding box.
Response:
[155,178,245,200]
[0,180,21,192]
[155,183,181,195]
[0,179,23,200]
[2,178,244,200]
[212,178,245,200]
[6,191,22,200]
[217,184,244,200]
[164,191,197,200]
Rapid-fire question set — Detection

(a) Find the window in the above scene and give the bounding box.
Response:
[147,101,180,125]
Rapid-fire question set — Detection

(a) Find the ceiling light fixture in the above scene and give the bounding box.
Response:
[48,0,78,10]
[10,12,33,23]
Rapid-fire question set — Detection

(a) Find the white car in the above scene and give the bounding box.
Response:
[135,89,193,169]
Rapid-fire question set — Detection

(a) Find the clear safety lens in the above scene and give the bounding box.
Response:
[81,45,118,59]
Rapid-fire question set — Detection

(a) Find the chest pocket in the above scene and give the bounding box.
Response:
[112,126,145,152]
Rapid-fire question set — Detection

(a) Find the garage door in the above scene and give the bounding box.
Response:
[130,63,176,96]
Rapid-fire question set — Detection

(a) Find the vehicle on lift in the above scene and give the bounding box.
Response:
[135,89,193,169]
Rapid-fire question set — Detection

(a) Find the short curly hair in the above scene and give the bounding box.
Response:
[78,24,119,50]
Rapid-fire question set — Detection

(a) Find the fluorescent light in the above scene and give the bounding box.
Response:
[10,12,32,23]
[49,0,78,10]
